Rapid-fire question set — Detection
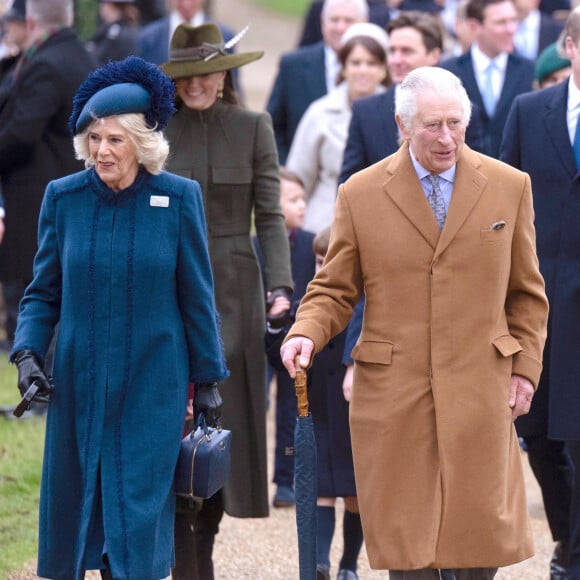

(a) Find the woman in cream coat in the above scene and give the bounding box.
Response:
[286,23,389,234]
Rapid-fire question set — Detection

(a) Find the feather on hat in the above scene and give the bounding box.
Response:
[69,56,176,135]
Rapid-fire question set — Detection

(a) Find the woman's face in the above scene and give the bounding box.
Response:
[175,71,227,111]
[88,117,139,192]
[343,43,386,101]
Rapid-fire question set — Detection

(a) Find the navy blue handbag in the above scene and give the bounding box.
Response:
[174,416,232,499]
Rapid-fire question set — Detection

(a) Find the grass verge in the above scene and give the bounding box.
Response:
[254,0,310,17]
[0,357,44,577]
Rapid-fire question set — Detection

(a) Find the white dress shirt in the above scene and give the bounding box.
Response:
[169,10,205,49]
[566,75,580,145]
[514,10,540,60]
[324,45,340,92]
[471,44,508,105]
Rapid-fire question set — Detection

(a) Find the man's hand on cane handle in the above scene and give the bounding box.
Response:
[281,336,314,378]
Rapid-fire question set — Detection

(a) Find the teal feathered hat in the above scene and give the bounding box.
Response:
[69,56,176,135]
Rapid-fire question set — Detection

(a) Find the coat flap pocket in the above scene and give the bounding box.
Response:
[212,166,253,184]
[492,334,523,357]
[351,340,394,365]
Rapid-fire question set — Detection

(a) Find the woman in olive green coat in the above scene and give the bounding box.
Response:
[162,23,293,580]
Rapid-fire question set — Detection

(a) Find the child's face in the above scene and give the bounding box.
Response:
[280,178,306,229]
[315,253,325,274]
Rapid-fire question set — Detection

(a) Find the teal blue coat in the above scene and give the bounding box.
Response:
[13,167,228,580]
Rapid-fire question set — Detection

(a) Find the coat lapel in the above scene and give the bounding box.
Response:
[383,145,441,249]
[543,81,576,178]
[434,146,486,260]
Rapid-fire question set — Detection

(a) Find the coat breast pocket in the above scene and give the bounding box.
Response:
[209,166,253,226]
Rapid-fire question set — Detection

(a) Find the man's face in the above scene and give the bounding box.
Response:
[565,34,580,90]
[321,0,365,53]
[396,91,466,174]
[472,0,518,57]
[387,27,441,84]
[172,0,204,21]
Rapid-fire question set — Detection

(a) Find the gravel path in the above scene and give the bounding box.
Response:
[11,1,556,578]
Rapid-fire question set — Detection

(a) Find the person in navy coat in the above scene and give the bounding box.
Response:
[136,0,234,64]
[267,0,369,164]
[10,57,228,580]
[298,0,390,47]
[440,0,535,159]
[500,9,580,579]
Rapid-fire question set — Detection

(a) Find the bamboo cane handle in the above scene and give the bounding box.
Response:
[294,355,309,418]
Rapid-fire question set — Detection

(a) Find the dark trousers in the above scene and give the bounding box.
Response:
[172,491,224,580]
[523,434,572,541]
[564,441,580,579]
[274,371,297,487]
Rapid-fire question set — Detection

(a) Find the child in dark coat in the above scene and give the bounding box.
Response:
[254,168,315,508]
[266,227,364,580]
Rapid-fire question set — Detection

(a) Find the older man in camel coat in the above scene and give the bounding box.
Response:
[281,67,548,579]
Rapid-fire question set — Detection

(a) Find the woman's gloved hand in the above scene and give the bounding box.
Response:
[193,382,223,427]
[13,349,54,403]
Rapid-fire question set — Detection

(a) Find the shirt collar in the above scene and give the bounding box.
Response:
[471,43,508,75]
[408,146,457,184]
[568,75,580,113]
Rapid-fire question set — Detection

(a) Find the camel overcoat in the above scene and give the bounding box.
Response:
[286,143,548,570]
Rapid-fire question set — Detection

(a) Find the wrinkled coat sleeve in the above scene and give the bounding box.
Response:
[252,113,293,292]
[177,181,229,383]
[11,182,62,361]
[285,184,363,351]
[505,173,548,387]
[0,57,64,171]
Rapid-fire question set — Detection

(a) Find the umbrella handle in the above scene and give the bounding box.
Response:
[294,355,309,418]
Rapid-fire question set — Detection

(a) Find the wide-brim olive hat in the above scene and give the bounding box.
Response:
[161,23,263,79]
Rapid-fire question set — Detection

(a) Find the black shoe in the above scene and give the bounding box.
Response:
[316,563,330,580]
[550,539,569,580]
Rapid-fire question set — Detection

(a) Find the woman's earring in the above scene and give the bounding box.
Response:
[217,84,224,99]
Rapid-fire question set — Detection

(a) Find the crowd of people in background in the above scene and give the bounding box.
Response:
[1,0,580,578]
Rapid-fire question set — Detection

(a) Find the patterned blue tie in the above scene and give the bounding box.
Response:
[428,174,446,229]
[573,112,580,170]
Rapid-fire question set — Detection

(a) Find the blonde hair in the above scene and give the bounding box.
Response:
[73,113,170,175]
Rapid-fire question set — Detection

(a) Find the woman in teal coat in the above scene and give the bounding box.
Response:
[11,57,228,580]
[162,23,293,579]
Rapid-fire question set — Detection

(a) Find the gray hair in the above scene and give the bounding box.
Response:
[73,113,170,176]
[321,0,369,20]
[395,66,471,130]
[26,0,73,26]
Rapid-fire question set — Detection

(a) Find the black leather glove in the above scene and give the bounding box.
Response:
[266,286,292,330]
[193,382,223,427]
[13,349,54,404]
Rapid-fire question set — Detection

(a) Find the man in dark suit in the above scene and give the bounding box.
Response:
[267,0,369,164]
[0,0,94,347]
[500,8,580,579]
[513,0,564,60]
[298,0,390,47]
[440,0,535,158]
[137,0,234,64]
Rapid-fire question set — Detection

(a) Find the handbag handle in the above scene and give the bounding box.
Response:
[194,414,223,436]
